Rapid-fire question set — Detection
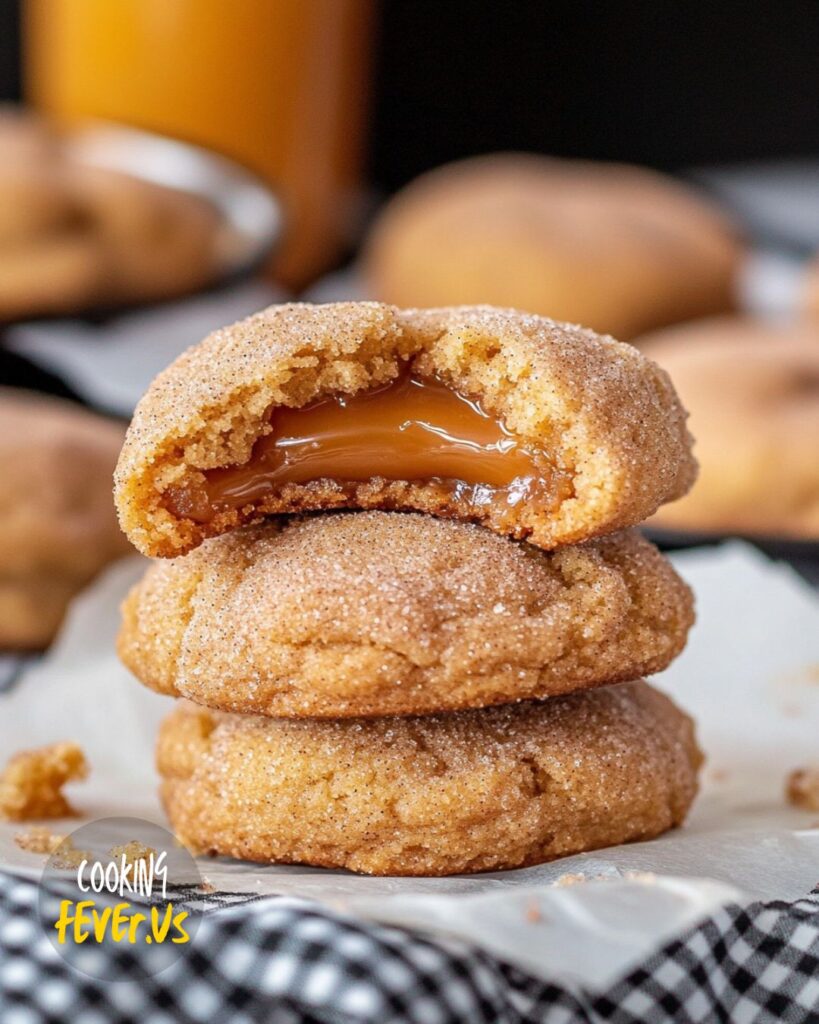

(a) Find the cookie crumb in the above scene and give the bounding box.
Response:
[109,841,157,869]
[624,871,657,883]
[524,899,542,922]
[553,872,588,887]
[51,839,93,870]
[786,767,819,811]
[14,825,66,854]
[0,742,88,821]
[199,878,216,894]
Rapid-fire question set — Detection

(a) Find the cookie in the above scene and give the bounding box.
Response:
[119,513,693,717]
[0,233,103,322]
[0,167,76,247]
[0,390,130,649]
[640,317,819,537]
[157,680,701,876]
[0,106,222,318]
[362,154,743,341]
[114,302,696,557]
[69,167,219,304]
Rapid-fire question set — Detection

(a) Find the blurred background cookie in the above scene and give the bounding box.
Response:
[640,317,819,539]
[0,110,229,320]
[363,154,744,340]
[0,233,103,321]
[67,166,220,305]
[0,166,76,247]
[0,389,130,649]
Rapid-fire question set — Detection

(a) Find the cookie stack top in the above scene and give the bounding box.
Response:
[115,301,697,720]
[115,301,696,556]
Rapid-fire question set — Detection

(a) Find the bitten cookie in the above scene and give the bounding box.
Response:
[118,513,693,718]
[157,680,702,876]
[362,154,743,340]
[114,302,696,557]
[641,317,819,538]
[0,390,130,648]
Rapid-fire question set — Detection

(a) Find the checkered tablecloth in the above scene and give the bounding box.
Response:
[1,870,817,1023]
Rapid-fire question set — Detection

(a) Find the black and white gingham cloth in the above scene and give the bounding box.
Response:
[1,870,817,1023]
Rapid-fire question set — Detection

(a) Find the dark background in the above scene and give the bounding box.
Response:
[2,1,819,187]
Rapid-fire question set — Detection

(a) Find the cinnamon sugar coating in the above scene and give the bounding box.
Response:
[157,681,702,876]
[118,513,693,718]
[114,301,696,557]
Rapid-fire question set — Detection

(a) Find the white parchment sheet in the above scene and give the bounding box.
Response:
[1,543,818,989]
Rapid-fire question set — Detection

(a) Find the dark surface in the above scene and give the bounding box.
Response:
[368,1,819,190]
[0,346,83,402]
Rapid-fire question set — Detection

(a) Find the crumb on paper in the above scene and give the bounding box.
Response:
[706,767,731,784]
[109,841,157,869]
[199,878,216,894]
[551,869,656,888]
[786,767,819,811]
[553,872,588,887]
[51,839,93,870]
[14,825,66,855]
[0,742,89,821]
[15,829,93,870]
[524,898,542,923]
[775,664,819,687]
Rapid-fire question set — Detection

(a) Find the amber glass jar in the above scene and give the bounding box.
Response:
[25,0,373,287]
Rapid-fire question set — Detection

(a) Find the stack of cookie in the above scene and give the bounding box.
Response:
[115,302,701,876]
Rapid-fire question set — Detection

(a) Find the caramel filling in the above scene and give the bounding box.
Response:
[165,374,570,523]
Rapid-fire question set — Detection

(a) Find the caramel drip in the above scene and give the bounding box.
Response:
[165,374,567,522]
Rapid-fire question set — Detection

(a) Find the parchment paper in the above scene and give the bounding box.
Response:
[1,543,817,989]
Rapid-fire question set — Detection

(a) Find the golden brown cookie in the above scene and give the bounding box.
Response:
[362,154,743,341]
[0,167,77,247]
[119,514,694,717]
[157,680,701,876]
[114,302,696,557]
[640,317,819,538]
[0,233,104,321]
[0,162,103,320]
[0,390,130,649]
[69,167,219,305]
[0,106,223,318]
